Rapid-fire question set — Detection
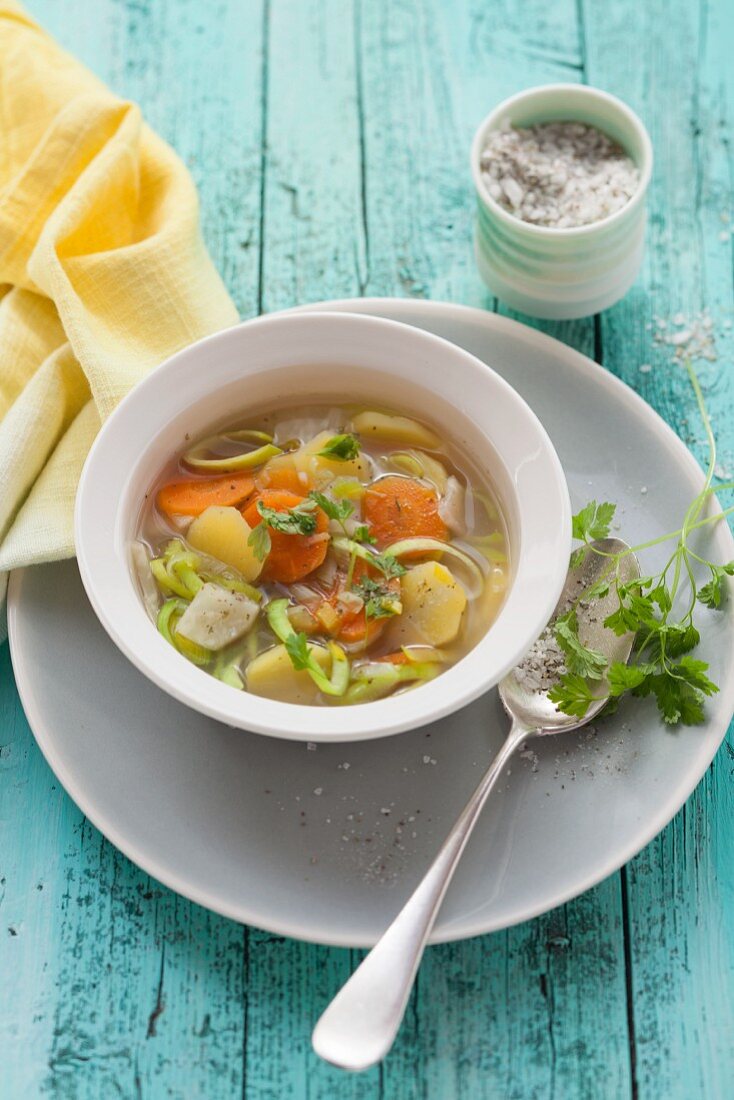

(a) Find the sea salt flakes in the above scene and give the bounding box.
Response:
[512,628,567,693]
[480,121,639,228]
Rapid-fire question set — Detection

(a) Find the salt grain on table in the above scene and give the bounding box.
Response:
[480,120,639,228]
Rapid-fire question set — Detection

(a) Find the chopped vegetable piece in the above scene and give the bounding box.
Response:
[395,561,467,646]
[293,431,371,487]
[157,472,255,518]
[387,450,449,492]
[363,476,448,548]
[350,411,441,450]
[257,456,306,495]
[183,437,283,473]
[385,536,486,597]
[177,583,259,650]
[243,491,330,583]
[246,643,332,704]
[187,505,264,581]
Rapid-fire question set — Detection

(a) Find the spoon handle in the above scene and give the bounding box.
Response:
[312,717,534,1071]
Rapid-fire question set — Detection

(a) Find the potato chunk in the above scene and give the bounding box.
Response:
[246,643,331,704]
[177,584,259,650]
[187,505,263,581]
[350,411,440,450]
[393,561,467,646]
[293,430,371,487]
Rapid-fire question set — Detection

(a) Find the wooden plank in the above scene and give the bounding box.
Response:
[582,0,734,1095]
[259,0,366,312]
[0,1,267,1096]
[353,2,633,1096]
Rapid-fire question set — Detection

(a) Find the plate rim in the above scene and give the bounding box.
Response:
[8,298,734,947]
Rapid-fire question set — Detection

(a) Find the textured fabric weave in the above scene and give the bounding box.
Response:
[0,2,238,632]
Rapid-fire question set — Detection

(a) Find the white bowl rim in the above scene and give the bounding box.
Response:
[74,310,571,742]
[470,82,654,240]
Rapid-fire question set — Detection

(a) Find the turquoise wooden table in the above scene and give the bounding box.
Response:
[2,1,733,1096]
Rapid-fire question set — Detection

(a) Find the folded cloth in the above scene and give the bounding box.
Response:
[0,2,238,636]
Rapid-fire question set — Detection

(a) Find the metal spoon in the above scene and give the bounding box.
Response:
[313,538,640,1071]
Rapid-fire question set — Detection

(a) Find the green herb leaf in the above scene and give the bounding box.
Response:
[554,611,608,680]
[548,674,596,718]
[317,433,361,461]
[257,498,318,536]
[370,551,407,579]
[571,500,616,542]
[284,631,313,671]
[353,577,401,619]
[675,655,719,696]
[353,523,377,545]
[606,662,649,696]
[308,491,354,525]
[248,522,272,562]
[698,566,725,609]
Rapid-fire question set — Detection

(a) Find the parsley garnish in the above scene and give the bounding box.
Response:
[353,524,377,545]
[257,498,318,535]
[548,359,734,728]
[248,522,271,562]
[370,552,407,579]
[353,576,402,619]
[317,433,361,461]
[284,631,313,670]
[247,498,319,561]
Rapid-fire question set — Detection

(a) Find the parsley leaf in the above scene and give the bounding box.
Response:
[248,522,271,562]
[675,655,719,696]
[547,674,596,718]
[308,491,354,525]
[353,577,402,619]
[571,500,616,542]
[317,433,361,461]
[606,662,649,696]
[698,566,726,609]
[370,552,407,579]
[284,631,313,671]
[554,611,608,680]
[353,523,377,545]
[257,498,318,536]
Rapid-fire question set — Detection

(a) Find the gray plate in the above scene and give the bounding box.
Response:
[8,301,734,946]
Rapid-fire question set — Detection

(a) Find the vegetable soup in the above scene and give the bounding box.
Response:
[133,404,510,705]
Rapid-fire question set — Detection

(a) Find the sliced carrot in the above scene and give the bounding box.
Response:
[242,489,329,583]
[363,475,448,548]
[157,472,255,517]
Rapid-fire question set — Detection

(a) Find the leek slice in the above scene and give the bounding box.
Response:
[341,658,440,704]
[183,439,282,472]
[156,597,211,665]
[384,537,486,598]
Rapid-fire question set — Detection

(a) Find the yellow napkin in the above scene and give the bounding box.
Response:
[0,3,238,630]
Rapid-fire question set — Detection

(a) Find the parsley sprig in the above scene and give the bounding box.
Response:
[549,360,734,727]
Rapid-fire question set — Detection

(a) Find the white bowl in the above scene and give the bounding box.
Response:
[75,311,571,742]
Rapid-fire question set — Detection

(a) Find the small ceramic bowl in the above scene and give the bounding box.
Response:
[75,311,571,742]
[471,83,653,320]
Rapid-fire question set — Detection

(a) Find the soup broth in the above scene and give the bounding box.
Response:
[133,403,510,706]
